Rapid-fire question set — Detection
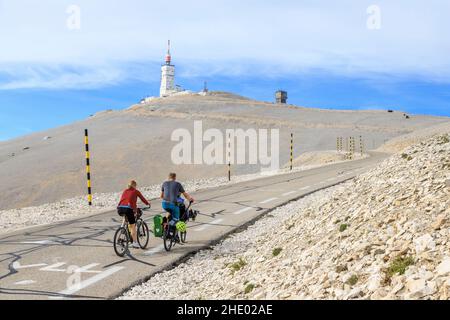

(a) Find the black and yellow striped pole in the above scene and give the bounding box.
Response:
[348,137,353,160]
[346,137,349,159]
[290,133,294,171]
[227,132,231,182]
[350,137,355,160]
[84,129,92,206]
[337,137,343,153]
[360,135,364,156]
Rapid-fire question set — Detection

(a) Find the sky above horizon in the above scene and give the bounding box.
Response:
[0,0,449,141]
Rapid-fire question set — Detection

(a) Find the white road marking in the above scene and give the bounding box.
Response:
[20,240,57,245]
[194,219,225,232]
[282,191,296,197]
[326,178,335,182]
[299,186,310,191]
[144,244,165,256]
[74,264,102,274]
[12,261,102,274]
[40,263,67,272]
[14,280,36,286]
[52,266,124,298]
[259,198,278,204]
[12,262,48,270]
[233,207,252,215]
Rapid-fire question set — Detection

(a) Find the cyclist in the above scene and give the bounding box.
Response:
[117,180,151,249]
[161,173,194,240]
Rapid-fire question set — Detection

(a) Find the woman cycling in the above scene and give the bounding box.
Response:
[117,180,151,249]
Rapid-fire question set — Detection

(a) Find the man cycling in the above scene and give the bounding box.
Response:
[117,180,151,249]
[161,173,194,239]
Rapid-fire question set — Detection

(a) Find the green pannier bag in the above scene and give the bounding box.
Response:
[153,215,163,238]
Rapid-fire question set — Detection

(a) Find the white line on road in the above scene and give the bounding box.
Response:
[259,197,278,204]
[74,264,102,274]
[12,262,48,270]
[282,191,296,197]
[194,219,225,232]
[326,178,335,182]
[144,244,165,256]
[299,186,310,191]
[233,207,253,215]
[20,240,57,245]
[40,263,67,272]
[14,280,36,286]
[52,266,124,299]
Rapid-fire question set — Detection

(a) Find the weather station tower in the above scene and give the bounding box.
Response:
[160,40,177,97]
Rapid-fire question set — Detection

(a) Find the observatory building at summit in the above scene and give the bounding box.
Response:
[160,40,185,97]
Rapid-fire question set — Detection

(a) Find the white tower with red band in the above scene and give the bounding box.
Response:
[160,40,179,97]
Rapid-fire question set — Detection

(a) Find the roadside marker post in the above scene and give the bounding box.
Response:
[84,129,93,206]
[290,133,294,171]
[360,135,364,156]
[350,137,355,160]
[349,137,352,160]
[352,137,356,159]
[227,132,231,182]
[337,137,343,153]
[336,137,341,153]
[346,137,350,160]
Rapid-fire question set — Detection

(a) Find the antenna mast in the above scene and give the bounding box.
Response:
[165,40,172,65]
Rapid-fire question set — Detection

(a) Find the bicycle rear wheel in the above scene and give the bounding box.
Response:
[113,227,129,257]
[163,228,173,252]
[180,231,187,243]
[137,219,150,249]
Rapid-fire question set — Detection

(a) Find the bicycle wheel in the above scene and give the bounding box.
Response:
[113,227,129,257]
[180,231,187,243]
[163,228,173,252]
[137,220,150,249]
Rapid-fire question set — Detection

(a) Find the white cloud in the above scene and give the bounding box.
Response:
[0,0,449,89]
[0,62,158,90]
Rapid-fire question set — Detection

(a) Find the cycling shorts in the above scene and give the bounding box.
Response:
[117,207,136,225]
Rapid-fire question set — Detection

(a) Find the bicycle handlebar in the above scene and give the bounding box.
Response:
[186,200,194,211]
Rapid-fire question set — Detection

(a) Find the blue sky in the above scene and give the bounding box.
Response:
[0,0,449,141]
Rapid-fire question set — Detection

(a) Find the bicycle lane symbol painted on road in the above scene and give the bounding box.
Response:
[11,260,124,298]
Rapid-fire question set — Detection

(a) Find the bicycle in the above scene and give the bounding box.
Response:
[113,206,151,257]
[162,200,198,252]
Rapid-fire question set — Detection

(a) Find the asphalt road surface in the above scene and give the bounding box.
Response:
[0,152,388,300]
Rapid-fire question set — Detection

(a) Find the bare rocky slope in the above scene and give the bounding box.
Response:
[0,91,447,210]
[122,129,450,300]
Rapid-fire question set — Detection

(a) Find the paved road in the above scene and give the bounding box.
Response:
[0,152,388,300]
